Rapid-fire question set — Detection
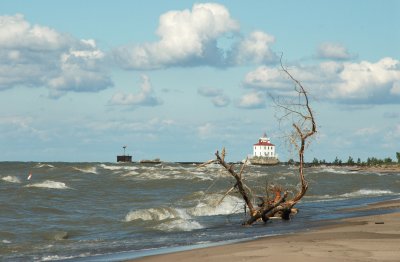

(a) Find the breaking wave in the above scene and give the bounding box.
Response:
[25,180,70,189]
[1,176,21,183]
[318,167,357,174]
[155,219,203,232]
[73,166,97,174]
[100,164,138,171]
[340,189,394,198]
[306,189,397,202]
[125,207,203,232]
[188,194,243,216]
[34,163,55,168]
[125,207,183,221]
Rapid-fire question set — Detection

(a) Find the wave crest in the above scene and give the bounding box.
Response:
[1,176,21,183]
[25,180,70,189]
[188,194,243,216]
[125,207,203,232]
[100,164,138,171]
[340,189,394,198]
[125,207,184,221]
[73,167,97,174]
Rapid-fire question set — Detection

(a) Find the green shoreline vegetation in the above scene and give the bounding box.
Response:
[287,152,400,167]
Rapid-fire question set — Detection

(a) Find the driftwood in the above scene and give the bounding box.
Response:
[200,57,317,226]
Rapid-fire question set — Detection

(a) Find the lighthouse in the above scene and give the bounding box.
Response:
[250,133,279,165]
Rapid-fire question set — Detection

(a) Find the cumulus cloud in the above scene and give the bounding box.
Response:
[211,95,230,107]
[197,86,230,107]
[390,81,400,95]
[237,92,266,109]
[0,115,48,140]
[229,31,277,65]
[112,3,277,69]
[109,74,162,107]
[0,14,113,97]
[198,87,223,97]
[243,57,400,104]
[317,42,353,60]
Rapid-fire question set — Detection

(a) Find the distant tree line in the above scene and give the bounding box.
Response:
[287,152,400,166]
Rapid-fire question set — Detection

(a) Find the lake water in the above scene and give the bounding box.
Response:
[1,162,399,261]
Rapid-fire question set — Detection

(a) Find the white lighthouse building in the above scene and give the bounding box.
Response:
[253,133,276,157]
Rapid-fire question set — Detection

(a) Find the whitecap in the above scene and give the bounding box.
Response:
[34,163,55,168]
[156,219,203,232]
[320,167,357,174]
[25,180,70,189]
[340,189,394,198]
[121,171,139,176]
[136,172,166,180]
[125,207,203,232]
[188,194,243,216]
[125,207,181,221]
[1,176,21,183]
[73,166,97,174]
[2,239,11,244]
[42,255,75,261]
[100,164,138,171]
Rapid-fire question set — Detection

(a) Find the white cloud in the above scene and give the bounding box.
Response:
[244,57,400,104]
[0,115,48,140]
[198,86,230,107]
[113,3,239,69]
[113,3,277,69]
[0,14,113,96]
[390,81,400,95]
[212,95,230,107]
[317,42,352,60]
[230,31,277,65]
[332,58,400,101]
[0,14,72,50]
[237,92,266,109]
[198,87,223,97]
[109,74,162,107]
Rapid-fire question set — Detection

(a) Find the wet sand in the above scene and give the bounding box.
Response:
[133,200,400,262]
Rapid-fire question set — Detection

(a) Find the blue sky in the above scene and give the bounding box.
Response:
[0,0,399,162]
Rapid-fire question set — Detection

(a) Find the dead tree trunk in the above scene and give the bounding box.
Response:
[277,55,317,209]
[201,56,317,226]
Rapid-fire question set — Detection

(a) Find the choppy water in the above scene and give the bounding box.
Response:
[1,162,399,261]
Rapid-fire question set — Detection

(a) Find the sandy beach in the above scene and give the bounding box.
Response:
[133,200,400,262]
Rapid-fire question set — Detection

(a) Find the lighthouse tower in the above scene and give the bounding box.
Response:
[253,133,275,158]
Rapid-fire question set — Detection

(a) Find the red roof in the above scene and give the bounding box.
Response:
[254,141,275,146]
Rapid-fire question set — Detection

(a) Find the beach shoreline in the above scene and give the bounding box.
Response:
[132,199,400,262]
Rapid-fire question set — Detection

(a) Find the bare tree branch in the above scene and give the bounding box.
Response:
[199,54,317,225]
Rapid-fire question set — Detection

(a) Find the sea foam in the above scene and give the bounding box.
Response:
[34,163,55,168]
[1,176,21,183]
[25,180,70,189]
[125,207,203,232]
[188,194,243,216]
[73,166,97,174]
[155,218,203,232]
[125,207,182,221]
[340,189,394,198]
[100,164,138,171]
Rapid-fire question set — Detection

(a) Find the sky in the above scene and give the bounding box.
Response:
[0,0,399,162]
